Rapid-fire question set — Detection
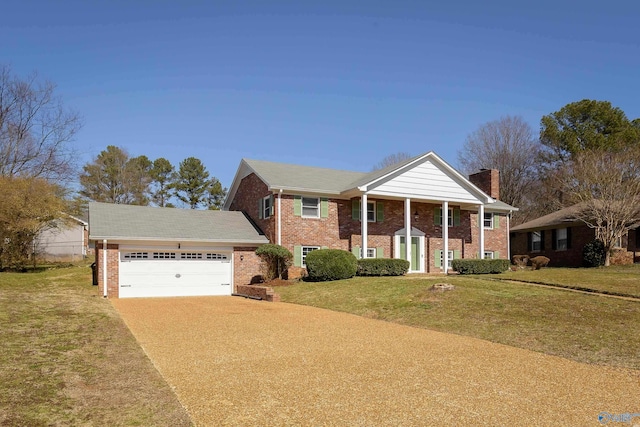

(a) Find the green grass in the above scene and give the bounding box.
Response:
[275,272,640,370]
[0,264,192,427]
[489,265,640,298]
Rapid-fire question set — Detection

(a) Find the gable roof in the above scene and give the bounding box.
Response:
[224,151,518,211]
[89,202,268,244]
[511,204,585,232]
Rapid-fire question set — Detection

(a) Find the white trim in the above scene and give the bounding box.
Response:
[479,204,485,259]
[102,239,107,297]
[301,246,320,267]
[277,190,282,245]
[443,201,449,274]
[301,196,320,218]
[404,198,411,269]
[394,227,425,273]
[262,194,273,219]
[361,193,368,257]
[483,212,494,229]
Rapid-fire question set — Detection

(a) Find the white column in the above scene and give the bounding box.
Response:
[506,212,511,261]
[405,198,411,271]
[277,190,282,245]
[102,239,108,297]
[361,193,368,258]
[442,201,449,274]
[479,204,485,259]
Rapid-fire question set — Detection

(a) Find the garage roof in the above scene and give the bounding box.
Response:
[89,202,269,244]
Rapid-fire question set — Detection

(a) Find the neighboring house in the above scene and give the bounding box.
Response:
[89,202,269,298]
[510,204,640,267]
[35,215,89,262]
[224,151,517,275]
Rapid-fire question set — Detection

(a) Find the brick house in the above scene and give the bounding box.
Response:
[224,151,517,274]
[510,204,640,267]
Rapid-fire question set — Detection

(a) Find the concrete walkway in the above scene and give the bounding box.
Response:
[112,297,640,426]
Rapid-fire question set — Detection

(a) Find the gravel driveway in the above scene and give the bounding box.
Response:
[112,297,640,426]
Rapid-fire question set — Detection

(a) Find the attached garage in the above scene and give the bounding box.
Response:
[89,202,268,298]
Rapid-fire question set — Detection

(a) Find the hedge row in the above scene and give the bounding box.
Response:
[356,258,410,276]
[451,259,510,274]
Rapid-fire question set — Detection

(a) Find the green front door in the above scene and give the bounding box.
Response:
[399,236,420,271]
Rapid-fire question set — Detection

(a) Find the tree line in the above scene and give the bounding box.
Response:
[455,100,640,266]
[78,146,226,210]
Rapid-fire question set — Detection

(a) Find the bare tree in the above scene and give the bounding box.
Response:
[372,152,412,171]
[555,148,640,266]
[0,65,82,182]
[458,116,539,220]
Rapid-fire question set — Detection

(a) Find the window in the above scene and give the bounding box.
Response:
[302,197,320,218]
[435,207,457,227]
[263,195,272,218]
[359,247,376,258]
[484,213,494,229]
[367,202,376,222]
[555,228,568,250]
[530,232,542,252]
[153,252,176,259]
[181,252,203,259]
[123,252,148,260]
[484,251,494,259]
[440,250,454,268]
[302,246,320,266]
[206,253,228,260]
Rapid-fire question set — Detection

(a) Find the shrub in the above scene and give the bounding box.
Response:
[530,256,550,270]
[511,255,530,269]
[451,259,511,274]
[255,244,293,281]
[305,249,357,281]
[583,239,606,267]
[356,258,410,276]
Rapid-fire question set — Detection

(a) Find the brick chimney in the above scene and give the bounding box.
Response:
[469,169,500,199]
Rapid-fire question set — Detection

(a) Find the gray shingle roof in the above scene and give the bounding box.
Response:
[244,159,367,194]
[511,204,584,232]
[89,202,268,244]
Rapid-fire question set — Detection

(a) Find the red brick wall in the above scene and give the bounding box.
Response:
[228,173,275,241]
[95,242,119,298]
[510,225,596,267]
[469,169,500,199]
[233,246,264,288]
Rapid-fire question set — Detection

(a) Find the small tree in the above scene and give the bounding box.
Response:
[555,149,640,266]
[583,239,606,267]
[255,244,293,281]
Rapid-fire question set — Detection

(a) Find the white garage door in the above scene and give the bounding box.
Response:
[119,250,232,298]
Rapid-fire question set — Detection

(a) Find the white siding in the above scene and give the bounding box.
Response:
[368,159,480,203]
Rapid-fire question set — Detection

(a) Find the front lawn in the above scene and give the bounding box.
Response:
[488,265,640,298]
[275,273,640,370]
[0,265,192,426]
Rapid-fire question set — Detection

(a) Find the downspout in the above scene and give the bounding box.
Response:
[277,189,282,246]
[102,239,108,297]
[507,211,512,261]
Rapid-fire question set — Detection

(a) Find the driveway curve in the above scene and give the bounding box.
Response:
[112,297,640,426]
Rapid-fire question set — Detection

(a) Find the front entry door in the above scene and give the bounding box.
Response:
[399,236,420,271]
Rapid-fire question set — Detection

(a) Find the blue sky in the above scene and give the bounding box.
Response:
[3,0,639,189]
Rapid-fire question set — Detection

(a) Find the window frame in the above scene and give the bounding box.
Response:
[440,250,454,269]
[301,197,320,218]
[301,246,320,266]
[367,201,376,222]
[262,195,272,219]
[483,251,494,259]
[531,231,542,252]
[359,247,376,258]
[483,212,494,229]
[555,228,568,251]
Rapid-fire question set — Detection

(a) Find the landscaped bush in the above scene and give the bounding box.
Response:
[451,259,511,274]
[356,258,410,276]
[305,249,357,281]
[530,256,550,270]
[583,239,606,267]
[255,244,293,281]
